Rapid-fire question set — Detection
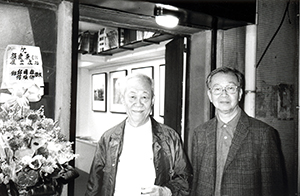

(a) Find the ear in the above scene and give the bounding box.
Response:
[207,90,213,102]
[151,95,155,106]
[238,88,243,101]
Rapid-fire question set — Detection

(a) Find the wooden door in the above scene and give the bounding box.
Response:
[164,37,184,135]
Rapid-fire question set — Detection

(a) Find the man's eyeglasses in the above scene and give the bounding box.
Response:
[210,85,239,95]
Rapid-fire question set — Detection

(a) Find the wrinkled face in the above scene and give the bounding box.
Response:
[122,77,154,127]
[207,72,243,115]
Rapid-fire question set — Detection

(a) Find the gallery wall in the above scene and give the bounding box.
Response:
[76,58,165,140]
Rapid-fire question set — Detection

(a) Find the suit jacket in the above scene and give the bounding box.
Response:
[190,110,287,196]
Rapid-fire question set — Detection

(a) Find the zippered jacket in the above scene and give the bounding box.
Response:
[85,117,192,196]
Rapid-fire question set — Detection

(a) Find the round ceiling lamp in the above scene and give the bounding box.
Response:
[154,4,180,28]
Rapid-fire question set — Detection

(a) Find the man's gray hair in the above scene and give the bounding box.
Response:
[116,73,155,97]
[206,66,244,89]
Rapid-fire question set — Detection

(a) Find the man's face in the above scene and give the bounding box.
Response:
[207,72,243,115]
[122,77,154,127]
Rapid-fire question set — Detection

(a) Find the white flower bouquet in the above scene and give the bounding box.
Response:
[0,101,79,196]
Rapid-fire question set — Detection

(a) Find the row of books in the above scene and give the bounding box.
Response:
[78,27,155,54]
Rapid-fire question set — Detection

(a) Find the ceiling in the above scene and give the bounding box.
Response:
[78,0,256,33]
[78,39,168,69]
[2,0,256,33]
[1,0,256,68]
[77,0,256,69]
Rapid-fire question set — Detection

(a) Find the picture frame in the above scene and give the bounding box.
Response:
[110,70,127,113]
[159,65,165,116]
[92,73,107,112]
[131,66,154,79]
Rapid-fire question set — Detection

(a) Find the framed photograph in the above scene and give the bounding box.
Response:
[159,65,165,116]
[131,66,153,79]
[110,70,127,113]
[92,73,107,112]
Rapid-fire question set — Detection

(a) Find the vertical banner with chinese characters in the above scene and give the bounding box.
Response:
[0,45,44,104]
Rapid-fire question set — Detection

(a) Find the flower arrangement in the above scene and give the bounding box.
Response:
[0,98,79,196]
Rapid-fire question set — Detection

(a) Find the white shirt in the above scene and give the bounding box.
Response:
[114,119,156,196]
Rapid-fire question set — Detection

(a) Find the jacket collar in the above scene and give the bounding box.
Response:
[224,110,250,170]
[108,117,166,162]
[206,118,218,161]
[110,119,126,140]
[109,117,166,142]
[205,110,250,171]
[150,117,168,141]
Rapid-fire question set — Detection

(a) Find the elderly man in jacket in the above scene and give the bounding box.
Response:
[86,73,191,196]
[191,67,287,196]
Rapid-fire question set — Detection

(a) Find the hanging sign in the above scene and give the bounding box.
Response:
[0,45,44,104]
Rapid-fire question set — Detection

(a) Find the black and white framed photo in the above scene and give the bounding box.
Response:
[131,66,153,79]
[92,73,107,112]
[110,70,127,113]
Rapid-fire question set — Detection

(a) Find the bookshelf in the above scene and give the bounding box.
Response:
[78,27,174,56]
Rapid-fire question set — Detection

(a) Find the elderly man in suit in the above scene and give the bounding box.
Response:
[190,66,287,196]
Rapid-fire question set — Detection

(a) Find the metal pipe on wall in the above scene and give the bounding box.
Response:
[244,24,257,118]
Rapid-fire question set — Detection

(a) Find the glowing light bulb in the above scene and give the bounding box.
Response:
[154,4,180,28]
[155,15,179,28]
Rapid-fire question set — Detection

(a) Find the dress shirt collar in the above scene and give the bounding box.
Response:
[216,107,242,130]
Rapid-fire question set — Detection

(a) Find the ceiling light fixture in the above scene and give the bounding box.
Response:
[154,4,180,28]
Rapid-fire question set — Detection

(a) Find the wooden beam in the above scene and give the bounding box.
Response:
[0,0,61,10]
[79,4,203,36]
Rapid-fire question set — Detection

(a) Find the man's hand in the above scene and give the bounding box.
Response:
[141,185,172,196]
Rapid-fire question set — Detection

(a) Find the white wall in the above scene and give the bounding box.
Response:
[76,58,165,141]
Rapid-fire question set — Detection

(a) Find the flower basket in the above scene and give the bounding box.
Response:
[26,179,62,196]
[0,98,79,196]
[0,179,62,196]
